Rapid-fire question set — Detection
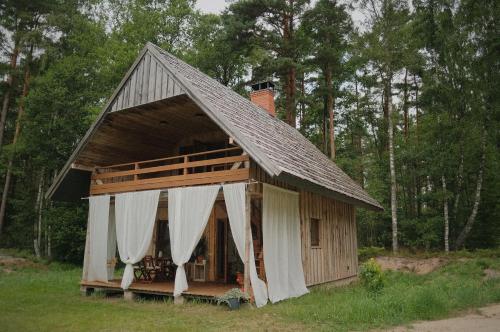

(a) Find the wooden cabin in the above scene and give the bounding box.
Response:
[46,43,382,305]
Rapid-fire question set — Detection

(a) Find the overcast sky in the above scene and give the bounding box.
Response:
[195,0,366,28]
[195,0,228,14]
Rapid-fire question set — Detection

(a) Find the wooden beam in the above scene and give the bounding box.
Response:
[90,168,250,195]
[70,163,94,172]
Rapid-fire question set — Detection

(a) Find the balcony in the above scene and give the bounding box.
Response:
[90,147,250,195]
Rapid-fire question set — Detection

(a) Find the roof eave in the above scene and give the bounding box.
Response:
[276,172,384,211]
[45,46,151,200]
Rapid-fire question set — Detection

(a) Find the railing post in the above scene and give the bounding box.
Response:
[134,163,138,182]
[183,155,188,176]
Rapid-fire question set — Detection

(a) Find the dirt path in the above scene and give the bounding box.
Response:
[386,304,500,332]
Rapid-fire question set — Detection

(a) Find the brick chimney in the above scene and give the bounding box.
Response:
[250,81,275,117]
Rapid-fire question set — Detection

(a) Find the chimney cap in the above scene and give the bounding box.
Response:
[251,81,275,92]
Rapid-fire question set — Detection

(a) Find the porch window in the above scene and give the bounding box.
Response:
[310,218,320,248]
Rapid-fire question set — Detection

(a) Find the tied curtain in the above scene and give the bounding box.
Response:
[263,184,308,303]
[168,185,220,297]
[223,183,268,307]
[82,195,110,282]
[115,190,160,289]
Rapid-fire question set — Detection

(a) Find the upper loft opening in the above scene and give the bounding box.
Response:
[75,94,231,168]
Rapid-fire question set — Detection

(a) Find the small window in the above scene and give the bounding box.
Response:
[310,218,320,247]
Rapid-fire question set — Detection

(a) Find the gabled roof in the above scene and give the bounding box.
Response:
[47,43,382,211]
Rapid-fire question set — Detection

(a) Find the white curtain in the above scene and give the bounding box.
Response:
[106,203,117,280]
[115,190,160,289]
[83,195,110,282]
[263,184,308,303]
[223,183,268,307]
[168,185,220,296]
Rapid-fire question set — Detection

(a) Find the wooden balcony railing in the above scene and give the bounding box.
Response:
[90,147,250,195]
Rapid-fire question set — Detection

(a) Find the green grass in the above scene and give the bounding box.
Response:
[1,251,499,331]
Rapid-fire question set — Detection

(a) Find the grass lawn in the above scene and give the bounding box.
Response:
[1,251,499,331]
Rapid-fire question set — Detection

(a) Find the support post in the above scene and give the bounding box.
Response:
[80,286,93,296]
[123,290,137,301]
[243,186,251,294]
[174,295,185,305]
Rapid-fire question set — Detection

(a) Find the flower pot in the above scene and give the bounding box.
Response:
[236,272,244,288]
[227,298,240,310]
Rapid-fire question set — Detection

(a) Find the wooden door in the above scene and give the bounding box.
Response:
[216,218,228,282]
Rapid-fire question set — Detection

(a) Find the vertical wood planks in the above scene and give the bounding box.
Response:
[299,189,358,286]
[108,50,185,113]
[249,162,359,286]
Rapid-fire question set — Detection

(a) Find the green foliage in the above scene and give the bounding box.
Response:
[359,258,385,294]
[358,246,386,262]
[45,203,87,264]
[216,288,250,306]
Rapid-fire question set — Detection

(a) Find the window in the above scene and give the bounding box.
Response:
[310,218,320,247]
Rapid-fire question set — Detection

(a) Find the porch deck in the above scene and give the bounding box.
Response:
[81,280,237,299]
[90,146,250,195]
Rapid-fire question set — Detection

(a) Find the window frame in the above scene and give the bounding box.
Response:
[310,218,321,248]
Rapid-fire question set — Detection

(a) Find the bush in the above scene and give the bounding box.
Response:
[358,247,385,262]
[359,258,385,294]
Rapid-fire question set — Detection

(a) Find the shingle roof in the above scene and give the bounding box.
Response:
[47,43,382,210]
[149,44,382,210]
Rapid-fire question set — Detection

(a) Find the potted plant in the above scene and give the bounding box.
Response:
[193,237,207,263]
[216,288,249,310]
[235,271,244,289]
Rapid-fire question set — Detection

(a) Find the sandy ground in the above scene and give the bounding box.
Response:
[0,253,46,273]
[386,304,500,332]
[375,256,448,275]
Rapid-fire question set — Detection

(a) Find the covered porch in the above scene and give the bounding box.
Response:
[81,280,235,300]
[82,180,266,302]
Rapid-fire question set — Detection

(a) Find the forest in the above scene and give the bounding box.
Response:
[0,0,498,263]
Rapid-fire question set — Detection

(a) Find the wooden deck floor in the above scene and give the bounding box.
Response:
[81,279,236,299]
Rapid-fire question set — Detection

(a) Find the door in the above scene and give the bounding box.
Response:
[216,218,228,282]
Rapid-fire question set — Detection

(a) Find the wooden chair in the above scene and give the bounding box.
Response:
[155,257,174,281]
[133,261,146,281]
[142,255,161,282]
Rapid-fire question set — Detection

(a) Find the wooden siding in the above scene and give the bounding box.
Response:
[300,191,358,286]
[109,51,185,113]
[251,162,358,286]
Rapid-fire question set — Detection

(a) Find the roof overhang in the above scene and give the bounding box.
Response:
[50,166,92,202]
[275,172,384,211]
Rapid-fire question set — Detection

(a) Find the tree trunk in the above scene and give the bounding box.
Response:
[299,73,305,130]
[34,170,44,258]
[325,67,335,159]
[387,78,398,252]
[283,8,296,127]
[0,51,32,237]
[403,69,409,140]
[455,133,486,249]
[382,82,389,151]
[354,80,364,187]
[442,175,449,252]
[0,44,20,149]
[453,152,464,220]
[413,74,420,217]
[285,67,296,127]
[413,74,419,143]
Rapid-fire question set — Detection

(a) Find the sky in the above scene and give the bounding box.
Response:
[195,0,366,28]
[195,0,228,14]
